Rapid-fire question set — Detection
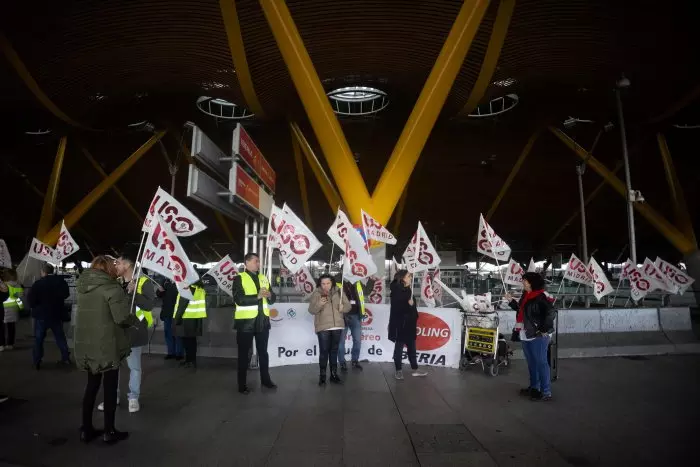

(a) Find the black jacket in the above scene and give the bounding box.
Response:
[388,280,418,343]
[28,274,70,321]
[509,293,556,339]
[342,282,361,315]
[158,280,179,320]
[232,270,277,333]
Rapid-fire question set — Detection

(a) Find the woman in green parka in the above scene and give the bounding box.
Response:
[74,255,137,445]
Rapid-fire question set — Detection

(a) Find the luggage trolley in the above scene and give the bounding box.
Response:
[459,310,511,376]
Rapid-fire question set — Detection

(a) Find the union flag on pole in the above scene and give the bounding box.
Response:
[361,209,396,245]
[476,214,511,262]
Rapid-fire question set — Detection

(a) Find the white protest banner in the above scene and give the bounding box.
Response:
[476,214,511,262]
[142,186,207,237]
[587,257,613,301]
[205,255,237,297]
[655,257,695,295]
[293,266,316,299]
[432,268,443,306]
[563,254,593,286]
[327,209,355,250]
[267,303,461,368]
[275,204,322,274]
[53,221,80,263]
[0,239,12,268]
[361,209,397,245]
[28,238,56,263]
[504,259,524,287]
[267,204,286,249]
[142,218,199,299]
[405,222,441,273]
[623,259,652,302]
[421,272,436,307]
[342,236,378,283]
[528,258,537,273]
[642,258,677,294]
[367,275,385,304]
[465,292,493,313]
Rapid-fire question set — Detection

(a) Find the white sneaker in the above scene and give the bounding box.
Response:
[97,399,120,411]
[394,370,404,380]
[128,399,140,413]
[412,370,428,377]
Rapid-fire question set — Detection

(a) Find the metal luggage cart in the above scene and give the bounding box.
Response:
[459,310,511,376]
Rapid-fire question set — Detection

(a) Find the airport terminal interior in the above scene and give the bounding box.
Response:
[1,1,700,466]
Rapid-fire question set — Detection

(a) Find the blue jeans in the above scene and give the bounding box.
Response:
[338,314,362,364]
[162,317,183,356]
[118,346,142,401]
[33,319,70,365]
[521,336,551,396]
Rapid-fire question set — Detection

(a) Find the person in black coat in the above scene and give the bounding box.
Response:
[505,272,556,401]
[157,279,183,360]
[388,270,427,380]
[27,263,71,368]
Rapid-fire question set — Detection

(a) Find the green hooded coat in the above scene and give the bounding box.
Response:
[74,269,136,373]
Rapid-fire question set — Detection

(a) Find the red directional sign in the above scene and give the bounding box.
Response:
[232,123,276,193]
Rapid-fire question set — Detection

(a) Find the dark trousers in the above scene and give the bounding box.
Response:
[82,369,119,431]
[317,329,342,374]
[237,330,271,390]
[182,337,197,363]
[33,319,70,364]
[162,317,183,357]
[0,322,16,346]
[393,339,418,371]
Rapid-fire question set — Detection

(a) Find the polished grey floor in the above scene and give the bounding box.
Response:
[0,334,698,466]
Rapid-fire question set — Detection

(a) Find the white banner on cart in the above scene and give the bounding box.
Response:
[267,304,462,368]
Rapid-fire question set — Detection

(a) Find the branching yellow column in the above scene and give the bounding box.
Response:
[37,137,67,238]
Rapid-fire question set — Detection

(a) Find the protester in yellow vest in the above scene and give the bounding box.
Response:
[232,252,277,395]
[1,269,23,351]
[338,280,366,371]
[174,281,207,369]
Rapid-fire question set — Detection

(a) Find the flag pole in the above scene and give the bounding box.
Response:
[129,231,148,314]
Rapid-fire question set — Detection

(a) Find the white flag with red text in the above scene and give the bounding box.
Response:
[142,187,207,237]
[432,268,443,306]
[142,218,199,299]
[528,258,537,273]
[476,214,511,262]
[0,239,12,268]
[642,258,677,294]
[28,238,56,263]
[465,292,493,313]
[53,221,80,263]
[275,205,322,274]
[327,209,357,250]
[622,259,652,302]
[293,266,316,299]
[504,259,524,287]
[367,275,386,304]
[404,222,441,273]
[361,209,397,245]
[267,204,286,250]
[342,236,377,282]
[421,271,436,307]
[205,255,238,297]
[655,257,695,295]
[563,253,593,286]
[587,257,613,301]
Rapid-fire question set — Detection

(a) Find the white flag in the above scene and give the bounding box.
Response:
[432,268,443,306]
[563,253,593,286]
[623,259,652,302]
[274,204,322,274]
[405,222,441,273]
[53,221,80,263]
[142,218,199,299]
[361,209,397,245]
[476,214,511,262]
[342,235,377,282]
[420,271,436,307]
[205,255,238,297]
[620,259,636,280]
[390,256,399,282]
[267,204,286,249]
[367,274,386,304]
[142,187,207,237]
[655,257,695,295]
[0,239,12,268]
[28,238,56,263]
[293,267,316,299]
[504,259,524,287]
[465,292,493,313]
[327,209,356,250]
[402,229,419,264]
[587,257,613,301]
[642,258,677,294]
[528,258,537,273]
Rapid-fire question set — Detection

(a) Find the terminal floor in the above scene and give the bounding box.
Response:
[0,341,698,467]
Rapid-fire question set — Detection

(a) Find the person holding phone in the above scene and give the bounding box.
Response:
[308,274,351,386]
[388,270,427,380]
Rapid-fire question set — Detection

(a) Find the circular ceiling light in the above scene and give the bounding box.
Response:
[327,86,389,116]
[196,96,253,120]
[468,93,519,118]
[24,129,52,135]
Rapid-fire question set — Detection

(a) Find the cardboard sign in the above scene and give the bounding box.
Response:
[143,187,207,237]
[53,221,80,263]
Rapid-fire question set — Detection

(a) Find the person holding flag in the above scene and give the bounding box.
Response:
[232,252,277,395]
[388,270,427,380]
[173,280,207,368]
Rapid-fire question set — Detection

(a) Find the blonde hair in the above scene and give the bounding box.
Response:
[90,255,117,278]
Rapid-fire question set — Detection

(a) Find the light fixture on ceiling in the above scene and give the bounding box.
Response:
[196,96,253,120]
[24,129,52,135]
[492,77,516,87]
[563,116,595,129]
[672,123,700,129]
[467,94,519,118]
[327,85,389,116]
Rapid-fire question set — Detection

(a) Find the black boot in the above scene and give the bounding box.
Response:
[319,368,327,386]
[80,426,102,444]
[329,365,342,384]
[103,429,129,445]
[352,361,363,371]
[339,362,348,373]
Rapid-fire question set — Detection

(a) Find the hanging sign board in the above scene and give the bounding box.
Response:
[228,163,274,218]
[232,123,276,193]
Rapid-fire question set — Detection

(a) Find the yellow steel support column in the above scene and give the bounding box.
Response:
[215,212,236,245]
[547,160,624,245]
[371,0,491,223]
[289,122,343,212]
[291,127,313,227]
[657,133,696,246]
[260,0,371,222]
[42,131,166,245]
[37,137,67,238]
[78,144,143,224]
[219,0,265,117]
[485,128,540,222]
[549,126,695,255]
[0,33,89,129]
[458,0,516,116]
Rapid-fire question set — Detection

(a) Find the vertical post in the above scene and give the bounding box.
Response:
[252,218,258,254]
[244,218,250,254]
[615,85,637,264]
[576,163,590,308]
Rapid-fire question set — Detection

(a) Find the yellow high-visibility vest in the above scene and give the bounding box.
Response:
[135,276,154,327]
[235,272,270,320]
[174,286,207,319]
[336,282,366,316]
[3,285,24,311]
